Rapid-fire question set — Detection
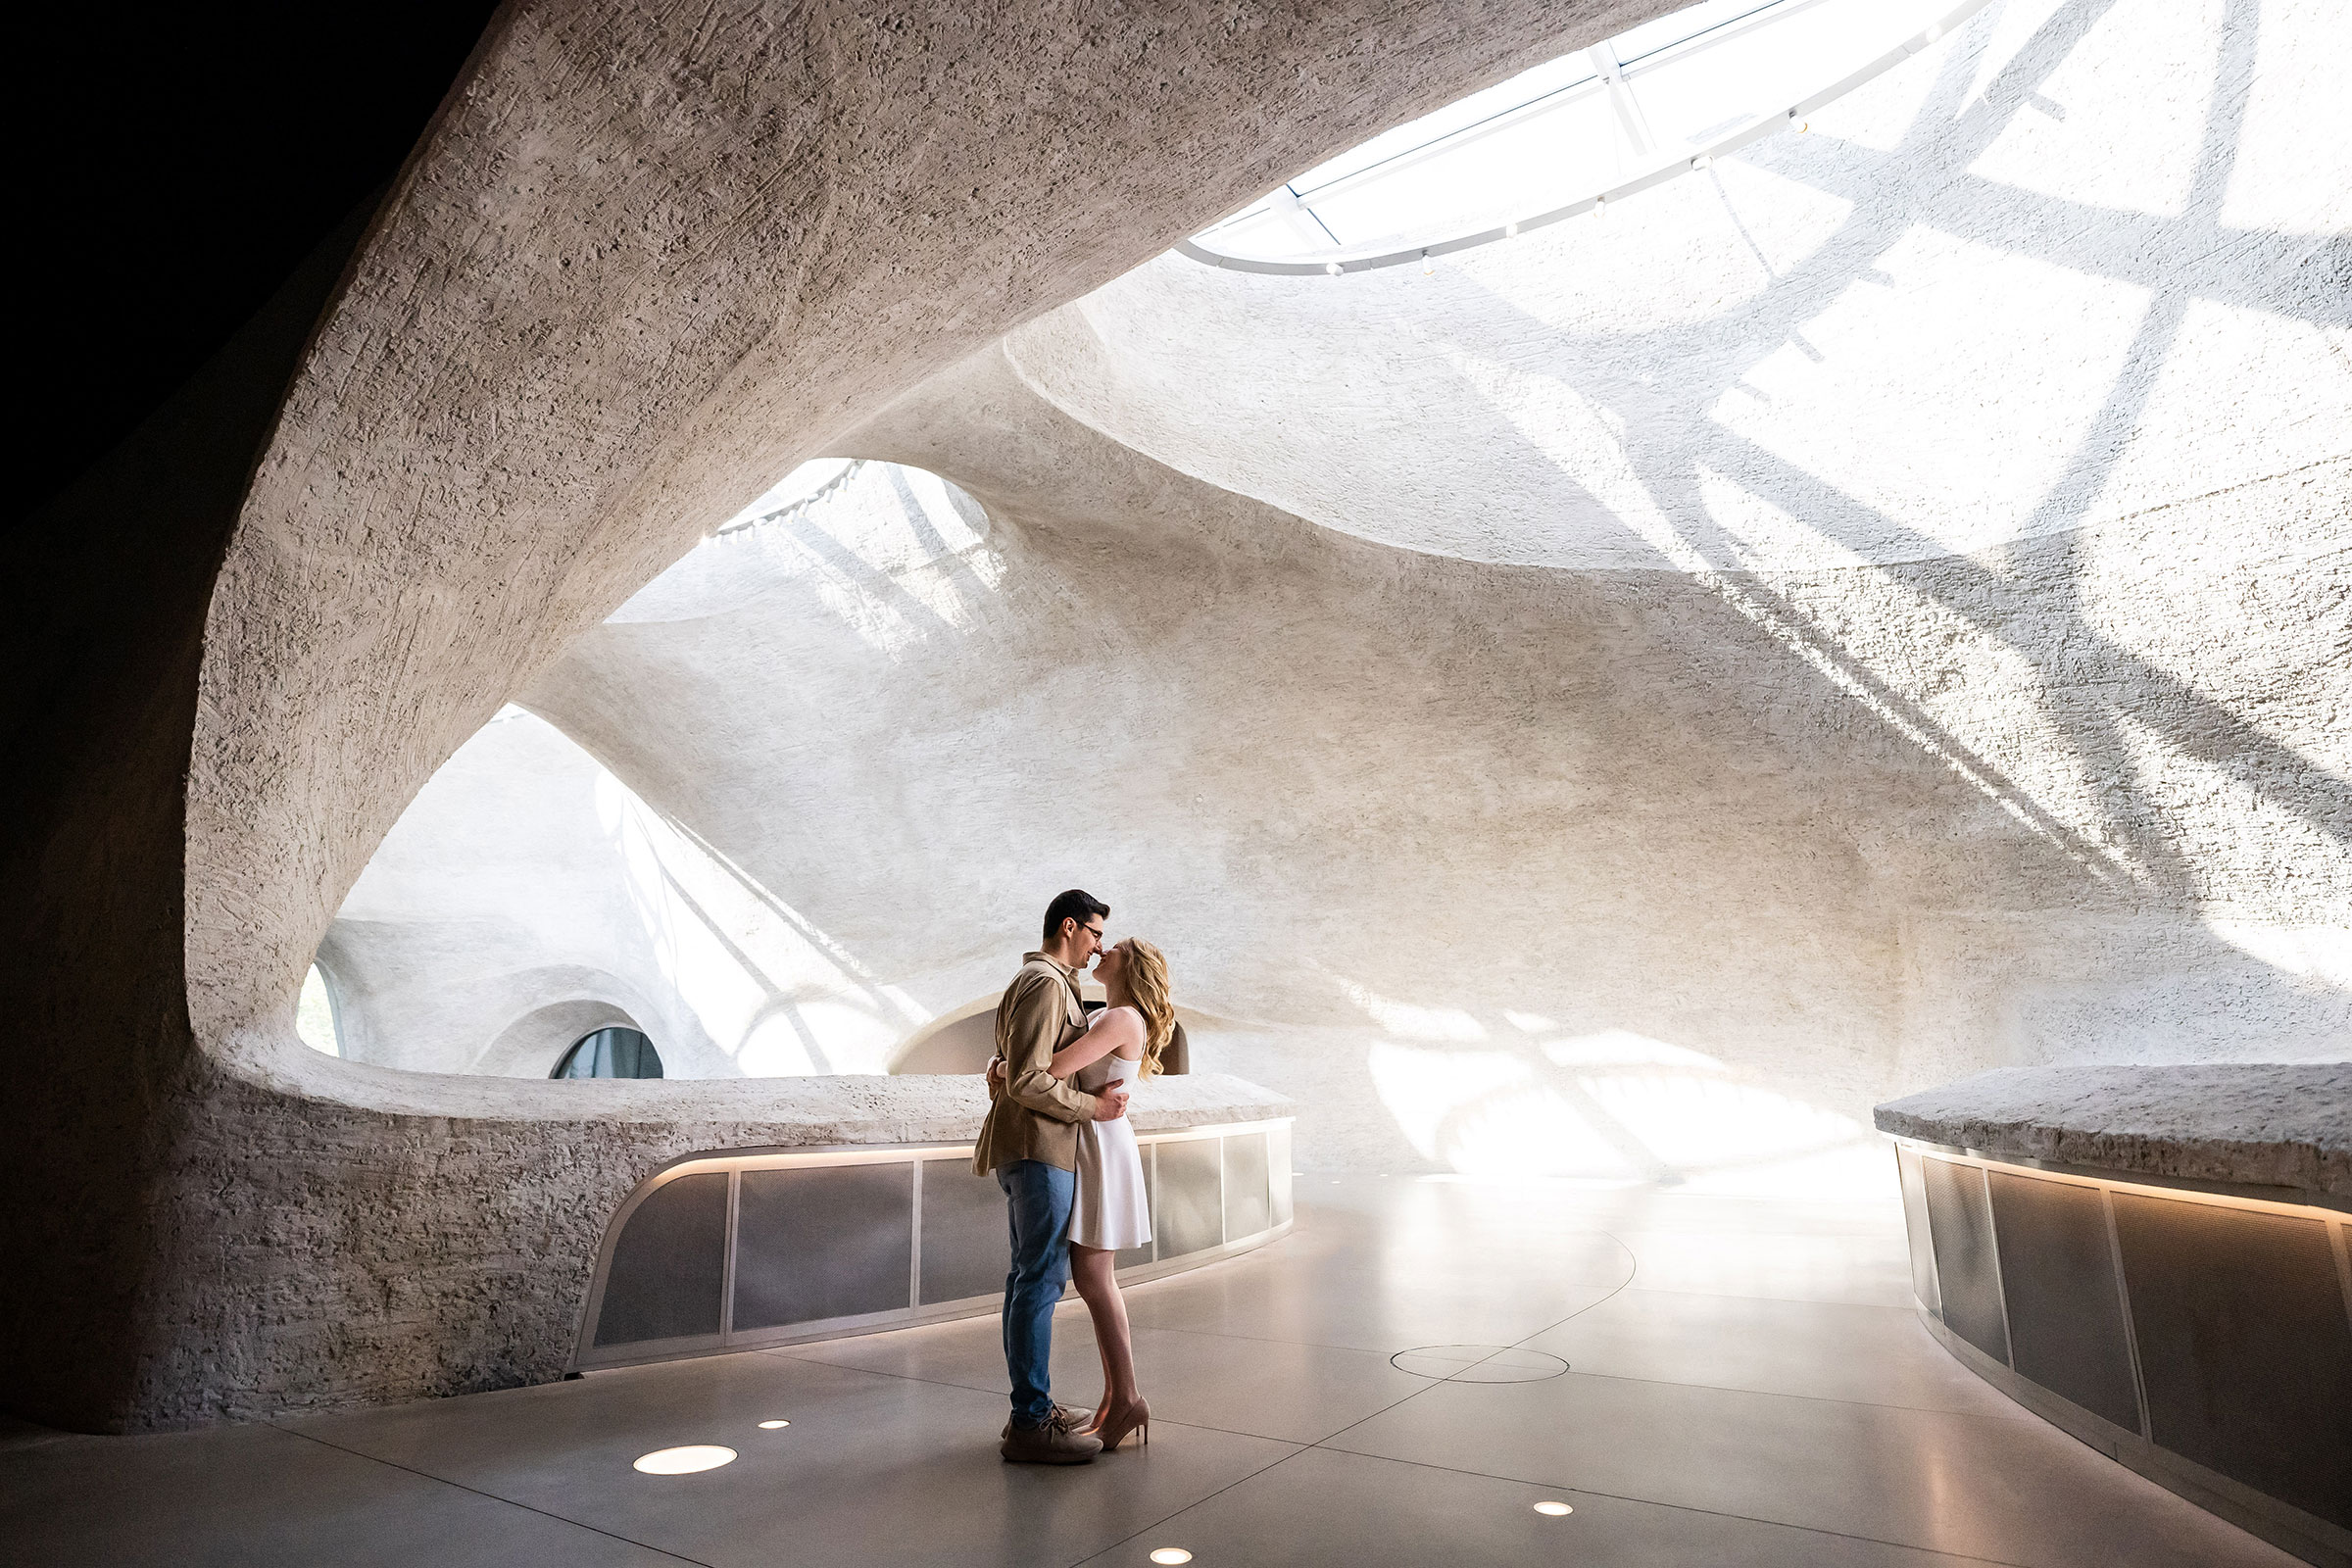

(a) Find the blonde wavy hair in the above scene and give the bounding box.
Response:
[1121,939,1177,1079]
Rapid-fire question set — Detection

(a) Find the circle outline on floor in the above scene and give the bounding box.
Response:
[1390,1344,1570,1382]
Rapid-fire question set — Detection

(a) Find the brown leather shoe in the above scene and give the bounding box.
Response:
[1001,1412,1102,1465]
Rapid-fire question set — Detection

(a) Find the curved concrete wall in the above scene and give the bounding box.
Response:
[9,0,1661,1432]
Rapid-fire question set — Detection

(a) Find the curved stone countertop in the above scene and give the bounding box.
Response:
[1875,1062,2352,1208]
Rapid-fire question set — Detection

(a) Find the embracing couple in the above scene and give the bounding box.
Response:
[974,889,1176,1464]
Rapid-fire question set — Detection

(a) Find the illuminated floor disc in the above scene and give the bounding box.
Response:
[632,1445,738,1474]
[1390,1345,1569,1383]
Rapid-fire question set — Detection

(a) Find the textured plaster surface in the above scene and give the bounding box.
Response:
[1874,1062,2352,1201]
[13,0,1672,1431]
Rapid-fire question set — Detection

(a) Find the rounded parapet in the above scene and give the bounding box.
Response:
[574,1094,1296,1369]
[1876,1063,2352,1211]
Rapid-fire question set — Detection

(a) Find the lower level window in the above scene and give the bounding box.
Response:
[554,1026,662,1079]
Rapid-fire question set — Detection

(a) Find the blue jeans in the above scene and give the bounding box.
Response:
[998,1158,1075,1428]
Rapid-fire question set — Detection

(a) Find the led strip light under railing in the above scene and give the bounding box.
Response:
[1177,0,1995,278]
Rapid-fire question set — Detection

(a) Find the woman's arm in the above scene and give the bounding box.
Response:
[1049,1007,1142,1079]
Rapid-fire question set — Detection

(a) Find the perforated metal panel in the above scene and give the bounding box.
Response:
[1987,1171,2139,1435]
[734,1163,913,1331]
[2113,1194,2352,1528]
[1223,1132,1271,1240]
[1894,1146,1939,1315]
[593,1172,727,1347]
[1922,1155,2008,1366]
[919,1158,1013,1305]
[1156,1138,1224,1258]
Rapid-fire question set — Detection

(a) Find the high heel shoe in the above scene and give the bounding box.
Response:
[1094,1396,1150,1452]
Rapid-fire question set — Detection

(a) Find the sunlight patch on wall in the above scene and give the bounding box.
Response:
[2222,0,2352,232]
[2203,921,2352,991]
[1369,1028,1887,1196]
[597,769,923,1074]
[1711,227,2153,554]
[2093,301,2352,529]
[1453,344,2133,884]
[2107,705,2352,912]
[1335,975,1487,1041]
[295,964,340,1056]
[1967,0,2220,219]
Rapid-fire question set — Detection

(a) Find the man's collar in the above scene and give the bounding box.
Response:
[1024,950,1080,982]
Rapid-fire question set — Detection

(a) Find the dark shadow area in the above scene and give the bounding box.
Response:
[11,4,503,526]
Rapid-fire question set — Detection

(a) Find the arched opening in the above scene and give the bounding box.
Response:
[294,962,341,1056]
[552,1026,663,1080]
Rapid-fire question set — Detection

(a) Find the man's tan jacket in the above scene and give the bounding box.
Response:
[972,952,1102,1175]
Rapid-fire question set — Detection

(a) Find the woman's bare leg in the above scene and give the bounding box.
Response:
[1068,1244,1140,1410]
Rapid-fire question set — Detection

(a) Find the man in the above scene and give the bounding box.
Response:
[975,889,1130,1464]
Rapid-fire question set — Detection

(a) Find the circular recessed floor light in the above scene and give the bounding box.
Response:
[1534,1500,1574,1516]
[633,1445,738,1474]
[757,1420,791,1430]
[1150,1551,1195,1565]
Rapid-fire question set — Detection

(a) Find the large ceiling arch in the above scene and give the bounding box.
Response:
[185,0,1680,1091]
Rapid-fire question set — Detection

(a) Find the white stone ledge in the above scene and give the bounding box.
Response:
[1875,1063,2352,1204]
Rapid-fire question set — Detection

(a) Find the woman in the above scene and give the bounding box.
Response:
[1046,937,1177,1451]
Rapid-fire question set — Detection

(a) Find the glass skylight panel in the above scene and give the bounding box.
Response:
[1188,0,1967,270]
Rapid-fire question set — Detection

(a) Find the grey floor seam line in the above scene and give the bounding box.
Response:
[1624,1283,1923,1311]
[1301,1229,1639,1451]
[747,1350,1358,1447]
[1531,1363,2043,1423]
[1123,1289,1639,1356]
[267,1422,721,1568]
[1296,1443,2044,1568]
[1056,1443,1316,1568]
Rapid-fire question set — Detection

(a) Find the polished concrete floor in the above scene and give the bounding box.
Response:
[0,1175,2298,1567]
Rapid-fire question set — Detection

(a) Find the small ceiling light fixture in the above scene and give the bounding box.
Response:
[757,1419,791,1430]
[1534,1500,1575,1516]
[1592,195,1608,218]
[1150,1551,1196,1565]
[1420,249,1435,275]
[633,1445,738,1475]
[1325,261,1344,276]
[1690,153,1712,169]
[1504,220,1520,237]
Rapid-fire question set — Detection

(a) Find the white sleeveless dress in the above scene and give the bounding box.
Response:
[1069,1034,1152,1251]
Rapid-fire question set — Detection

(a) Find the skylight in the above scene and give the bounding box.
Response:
[1183,0,1985,274]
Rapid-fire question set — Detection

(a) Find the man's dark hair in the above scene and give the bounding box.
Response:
[1042,889,1109,947]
